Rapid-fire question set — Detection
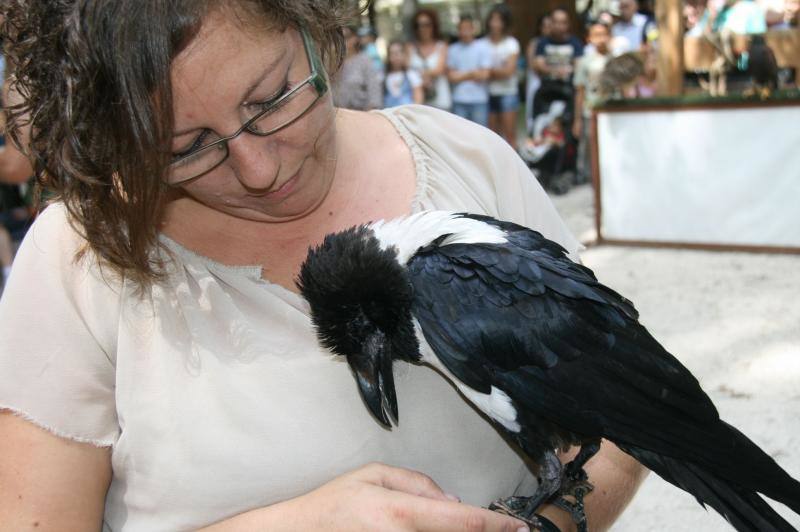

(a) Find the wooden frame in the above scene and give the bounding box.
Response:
[590,98,800,255]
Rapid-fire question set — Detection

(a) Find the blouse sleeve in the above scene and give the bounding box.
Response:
[0,203,121,446]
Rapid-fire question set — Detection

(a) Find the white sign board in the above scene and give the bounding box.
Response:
[597,104,800,250]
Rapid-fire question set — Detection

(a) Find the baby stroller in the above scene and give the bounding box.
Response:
[519,79,578,195]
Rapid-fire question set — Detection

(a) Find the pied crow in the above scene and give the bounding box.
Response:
[297,211,800,532]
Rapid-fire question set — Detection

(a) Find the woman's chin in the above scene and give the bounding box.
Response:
[216,181,333,223]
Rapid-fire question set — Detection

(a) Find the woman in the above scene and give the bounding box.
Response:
[407,9,452,110]
[0,1,645,530]
[484,4,522,150]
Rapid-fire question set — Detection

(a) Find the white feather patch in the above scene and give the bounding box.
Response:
[413,320,521,433]
[369,211,507,264]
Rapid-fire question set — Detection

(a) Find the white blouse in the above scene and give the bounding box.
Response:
[408,42,453,110]
[0,105,580,531]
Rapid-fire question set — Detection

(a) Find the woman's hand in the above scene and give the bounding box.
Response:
[202,462,530,531]
[292,463,531,531]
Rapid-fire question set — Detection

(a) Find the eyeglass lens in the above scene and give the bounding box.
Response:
[168,82,319,183]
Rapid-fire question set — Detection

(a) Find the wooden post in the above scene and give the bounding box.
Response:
[656,0,685,96]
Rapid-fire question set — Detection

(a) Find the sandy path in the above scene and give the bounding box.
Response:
[549,184,800,531]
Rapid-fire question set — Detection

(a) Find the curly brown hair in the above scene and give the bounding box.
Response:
[1,0,357,286]
[412,9,442,42]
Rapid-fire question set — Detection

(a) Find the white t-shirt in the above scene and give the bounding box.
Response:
[385,70,422,99]
[0,105,580,531]
[483,36,521,96]
[612,13,649,53]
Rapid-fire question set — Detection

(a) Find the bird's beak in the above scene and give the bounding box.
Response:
[350,335,398,428]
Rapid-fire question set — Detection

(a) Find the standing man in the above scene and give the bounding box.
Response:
[612,0,650,53]
[534,7,584,85]
[533,8,584,194]
[447,15,492,126]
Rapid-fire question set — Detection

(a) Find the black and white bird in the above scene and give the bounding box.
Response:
[297,211,800,532]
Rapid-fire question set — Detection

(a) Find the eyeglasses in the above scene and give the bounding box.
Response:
[165,28,328,185]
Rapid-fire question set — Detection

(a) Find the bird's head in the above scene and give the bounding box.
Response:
[297,225,421,428]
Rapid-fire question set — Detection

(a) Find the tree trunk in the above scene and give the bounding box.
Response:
[656,0,684,96]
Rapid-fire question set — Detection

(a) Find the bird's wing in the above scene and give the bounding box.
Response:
[408,219,722,462]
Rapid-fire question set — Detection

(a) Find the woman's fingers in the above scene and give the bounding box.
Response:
[354,463,530,531]
[359,462,455,502]
[402,494,529,532]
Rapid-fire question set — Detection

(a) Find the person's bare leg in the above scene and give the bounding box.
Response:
[502,109,518,151]
[488,112,501,138]
[0,227,13,268]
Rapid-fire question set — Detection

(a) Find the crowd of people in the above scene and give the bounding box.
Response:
[333,2,661,195]
[332,0,797,197]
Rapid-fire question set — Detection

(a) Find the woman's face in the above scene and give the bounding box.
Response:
[415,15,434,40]
[169,9,337,223]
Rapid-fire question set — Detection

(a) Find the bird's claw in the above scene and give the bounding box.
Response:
[548,475,594,532]
[488,466,594,531]
[488,498,556,531]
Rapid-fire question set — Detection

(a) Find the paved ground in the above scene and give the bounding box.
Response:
[549,184,800,531]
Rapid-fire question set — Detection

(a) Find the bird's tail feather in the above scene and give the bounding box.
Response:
[623,445,799,532]
[713,421,800,515]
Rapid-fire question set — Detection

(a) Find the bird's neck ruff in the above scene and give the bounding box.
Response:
[369,211,507,264]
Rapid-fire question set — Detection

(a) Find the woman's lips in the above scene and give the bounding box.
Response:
[262,172,300,200]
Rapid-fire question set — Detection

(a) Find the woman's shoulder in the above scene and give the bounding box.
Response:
[377,104,529,193]
[15,202,119,288]
[24,202,82,251]
[379,105,512,157]
[372,105,581,257]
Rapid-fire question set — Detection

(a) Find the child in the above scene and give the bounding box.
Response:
[519,115,570,193]
[521,115,566,160]
[573,21,612,184]
[384,40,424,108]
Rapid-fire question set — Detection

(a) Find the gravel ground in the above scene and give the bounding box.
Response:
[549,184,800,531]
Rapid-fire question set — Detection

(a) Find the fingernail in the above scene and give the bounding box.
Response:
[445,492,461,502]
[516,527,530,532]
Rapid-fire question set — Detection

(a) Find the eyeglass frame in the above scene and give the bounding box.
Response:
[165,27,329,186]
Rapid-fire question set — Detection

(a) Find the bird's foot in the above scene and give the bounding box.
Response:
[488,497,556,531]
[546,470,594,532]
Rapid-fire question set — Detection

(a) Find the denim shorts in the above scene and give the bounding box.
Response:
[452,102,489,127]
[488,93,520,113]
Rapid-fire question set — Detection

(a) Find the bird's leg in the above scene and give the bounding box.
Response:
[548,440,600,532]
[564,439,600,484]
[489,450,563,529]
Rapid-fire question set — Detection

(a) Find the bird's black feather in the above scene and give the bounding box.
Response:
[299,212,800,531]
[407,214,800,527]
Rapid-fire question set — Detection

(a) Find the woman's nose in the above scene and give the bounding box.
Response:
[225,133,280,190]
